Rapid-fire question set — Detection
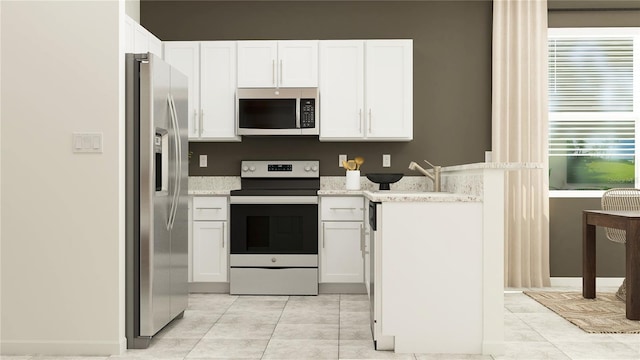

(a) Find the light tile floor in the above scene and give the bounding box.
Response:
[3,287,640,360]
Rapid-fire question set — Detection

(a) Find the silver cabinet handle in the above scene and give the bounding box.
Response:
[280,59,283,85]
[359,109,363,132]
[322,222,326,248]
[222,222,225,248]
[200,109,204,137]
[272,60,275,85]
[368,109,372,133]
[198,207,222,210]
[330,207,357,210]
[193,109,199,135]
[360,223,364,253]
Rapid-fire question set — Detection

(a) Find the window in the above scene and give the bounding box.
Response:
[548,28,640,191]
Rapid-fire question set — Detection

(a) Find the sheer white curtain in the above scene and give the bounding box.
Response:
[492,0,551,287]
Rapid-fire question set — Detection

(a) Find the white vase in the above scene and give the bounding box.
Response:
[346,170,360,190]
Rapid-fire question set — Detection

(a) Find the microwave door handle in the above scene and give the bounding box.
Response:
[296,97,300,129]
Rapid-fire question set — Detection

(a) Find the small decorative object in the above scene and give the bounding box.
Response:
[343,156,363,190]
[366,173,403,190]
[346,169,360,190]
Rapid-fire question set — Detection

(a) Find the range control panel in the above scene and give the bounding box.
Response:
[241,160,320,178]
[300,99,315,129]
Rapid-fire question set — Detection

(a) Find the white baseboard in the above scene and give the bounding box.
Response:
[1,339,124,356]
[550,277,624,287]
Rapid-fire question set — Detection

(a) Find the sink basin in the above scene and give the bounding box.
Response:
[366,173,403,190]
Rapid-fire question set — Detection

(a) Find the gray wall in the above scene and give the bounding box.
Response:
[549,198,625,277]
[548,6,640,277]
[140,1,493,176]
[141,1,640,277]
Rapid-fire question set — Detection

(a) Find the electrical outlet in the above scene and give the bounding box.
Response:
[199,155,207,167]
[383,154,391,167]
[339,154,347,167]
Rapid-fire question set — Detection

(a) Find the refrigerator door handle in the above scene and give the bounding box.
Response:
[171,94,183,221]
[167,96,180,230]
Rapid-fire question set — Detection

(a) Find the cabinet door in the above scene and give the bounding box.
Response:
[133,22,149,53]
[164,42,200,138]
[365,40,413,140]
[193,221,228,282]
[200,41,240,141]
[364,199,371,297]
[148,33,163,59]
[320,221,364,283]
[319,41,364,140]
[237,41,278,88]
[124,16,135,53]
[278,40,318,87]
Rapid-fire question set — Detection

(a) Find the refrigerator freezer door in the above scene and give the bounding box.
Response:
[140,56,172,337]
[169,66,189,320]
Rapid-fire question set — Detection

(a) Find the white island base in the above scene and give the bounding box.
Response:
[363,162,541,355]
[371,200,483,354]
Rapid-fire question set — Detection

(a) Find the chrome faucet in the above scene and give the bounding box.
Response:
[408,160,441,192]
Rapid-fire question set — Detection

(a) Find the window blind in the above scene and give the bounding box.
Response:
[548,37,634,113]
[549,120,635,157]
[548,36,636,158]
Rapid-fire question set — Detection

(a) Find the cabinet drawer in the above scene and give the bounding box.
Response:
[193,196,228,221]
[320,197,364,221]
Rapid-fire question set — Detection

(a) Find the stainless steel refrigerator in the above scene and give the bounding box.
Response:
[125,53,189,349]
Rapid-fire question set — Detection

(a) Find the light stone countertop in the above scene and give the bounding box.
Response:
[363,190,480,202]
[317,190,364,196]
[442,162,544,172]
[188,190,231,195]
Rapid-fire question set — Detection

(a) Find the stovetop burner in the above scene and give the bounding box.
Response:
[231,160,320,196]
[230,189,319,196]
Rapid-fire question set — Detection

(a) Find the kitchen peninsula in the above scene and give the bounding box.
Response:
[189,162,542,356]
[322,162,542,355]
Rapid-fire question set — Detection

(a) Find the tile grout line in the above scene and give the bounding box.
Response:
[259,296,288,360]
[182,295,240,360]
[338,294,342,360]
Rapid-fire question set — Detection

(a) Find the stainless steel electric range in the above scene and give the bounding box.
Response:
[229,160,320,295]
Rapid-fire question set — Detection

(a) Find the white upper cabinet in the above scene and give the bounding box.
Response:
[200,42,238,139]
[164,41,240,141]
[365,40,413,140]
[163,42,200,138]
[319,39,413,141]
[278,41,319,87]
[319,41,365,138]
[237,40,318,88]
[237,41,278,88]
[124,15,162,58]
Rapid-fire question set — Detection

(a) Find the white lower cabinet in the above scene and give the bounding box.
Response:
[319,196,365,283]
[191,196,228,283]
[320,221,364,283]
[192,221,227,282]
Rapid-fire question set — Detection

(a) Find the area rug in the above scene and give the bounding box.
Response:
[524,291,640,333]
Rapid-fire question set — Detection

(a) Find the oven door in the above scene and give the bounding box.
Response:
[230,196,318,255]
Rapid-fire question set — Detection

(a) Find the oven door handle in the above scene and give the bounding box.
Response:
[230,196,318,205]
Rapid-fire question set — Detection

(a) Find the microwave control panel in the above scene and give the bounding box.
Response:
[300,99,316,128]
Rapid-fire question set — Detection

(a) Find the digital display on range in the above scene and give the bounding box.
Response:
[268,164,293,172]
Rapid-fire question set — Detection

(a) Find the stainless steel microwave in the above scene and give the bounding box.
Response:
[236,88,319,136]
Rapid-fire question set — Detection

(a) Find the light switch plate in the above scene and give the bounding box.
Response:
[72,133,102,153]
[199,155,208,167]
[383,154,391,167]
[339,154,347,167]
